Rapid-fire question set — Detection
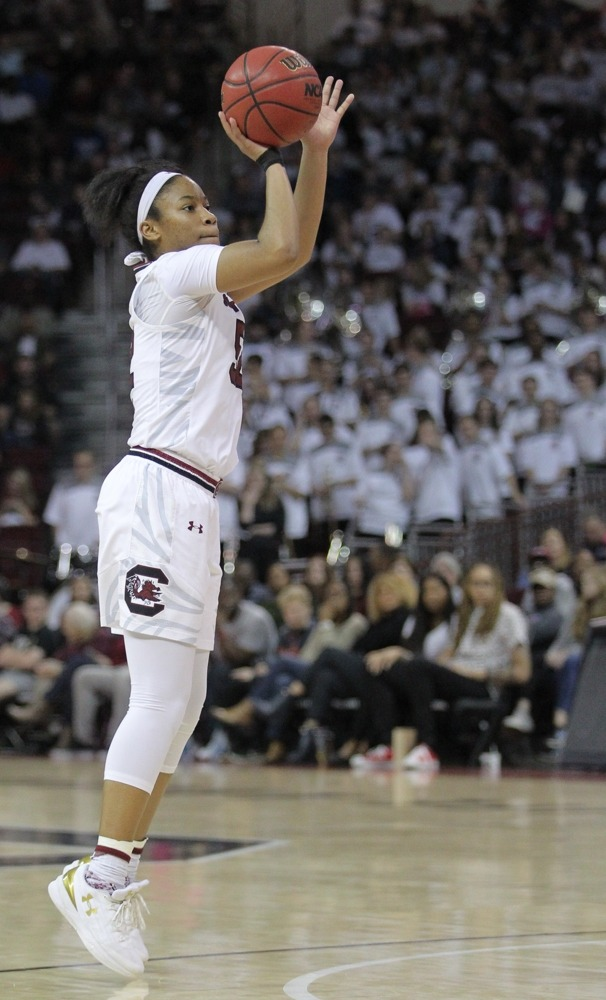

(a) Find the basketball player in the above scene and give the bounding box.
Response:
[48,77,354,978]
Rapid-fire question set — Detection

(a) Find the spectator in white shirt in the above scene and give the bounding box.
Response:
[390,362,424,444]
[263,423,312,559]
[457,414,525,521]
[563,367,606,464]
[11,218,71,273]
[355,384,402,470]
[501,375,542,474]
[354,442,413,541]
[308,414,363,552]
[317,356,360,429]
[351,186,405,245]
[518,399,578,502]
[404,324,444,426]
[405,414,463,526]
[43,449,102,556]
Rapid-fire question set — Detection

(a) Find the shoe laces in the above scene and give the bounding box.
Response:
[111,880,150,933]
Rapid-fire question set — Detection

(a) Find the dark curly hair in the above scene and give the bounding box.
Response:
[82,159,182,252]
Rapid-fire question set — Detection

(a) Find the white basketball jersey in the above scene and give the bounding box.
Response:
[127,245,244,479]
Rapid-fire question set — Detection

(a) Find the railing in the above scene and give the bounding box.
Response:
[349,465,606,589]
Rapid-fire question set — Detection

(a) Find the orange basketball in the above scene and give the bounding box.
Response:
[221,45,322,147]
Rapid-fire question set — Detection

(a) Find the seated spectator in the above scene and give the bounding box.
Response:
[0,587,62,705]
[519,543,577,626]
[342,552,371,616]
[287,568,418,765]
[302,554,337,615]
[542,563,606,752]
[194,575,279,762]
[46,570,98,631]
[210,582,317,744]
[580,511,606,562]
[538,526,575,579]
[352,562,531,771]
[428,551,464,606]
[69,634,128,752]
[7,602,120,742]
[502,566,565,737]
[212,578,369,763]
[0,466,40,526]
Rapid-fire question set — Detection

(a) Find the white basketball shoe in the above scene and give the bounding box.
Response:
[48,857,149,978]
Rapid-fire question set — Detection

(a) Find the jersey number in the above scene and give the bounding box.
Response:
[224,293,244,390]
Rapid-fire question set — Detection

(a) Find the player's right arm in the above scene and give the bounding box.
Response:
[214,115,300,300]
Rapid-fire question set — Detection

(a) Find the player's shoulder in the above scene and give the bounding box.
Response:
[152,244,222,271]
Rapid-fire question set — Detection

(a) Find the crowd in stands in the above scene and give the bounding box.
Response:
[1,1,605,556]
[2,513,606,770]
[1,1,606,768]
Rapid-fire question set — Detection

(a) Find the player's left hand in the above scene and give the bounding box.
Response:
[301,77,354,151]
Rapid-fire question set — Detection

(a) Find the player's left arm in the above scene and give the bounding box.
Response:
[228,77,354,303]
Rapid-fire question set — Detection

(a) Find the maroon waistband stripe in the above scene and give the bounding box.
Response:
[129,446,222,496]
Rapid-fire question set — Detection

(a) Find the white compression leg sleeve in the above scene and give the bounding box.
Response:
[104,634,209,793]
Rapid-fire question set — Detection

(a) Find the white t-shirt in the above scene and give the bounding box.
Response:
[127,245,243,479]
[451,602,529,680]
[406,438,463,524]
[43,479,102,550]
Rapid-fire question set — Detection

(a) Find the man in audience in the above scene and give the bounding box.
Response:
[43,449,103,558]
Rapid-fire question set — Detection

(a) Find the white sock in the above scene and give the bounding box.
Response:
[128,838,148,881]
[86,837,133,890]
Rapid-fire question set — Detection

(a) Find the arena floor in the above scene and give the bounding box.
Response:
[1,754,605,998]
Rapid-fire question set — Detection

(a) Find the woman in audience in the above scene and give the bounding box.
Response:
[212,577,369,763]
[0,466,40,527]
[287,568,419,765]
[237,460,285,584]
[539,526,575,578]
[352,562,531,771]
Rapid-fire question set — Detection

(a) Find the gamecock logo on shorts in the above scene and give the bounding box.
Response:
[125,564,169,617]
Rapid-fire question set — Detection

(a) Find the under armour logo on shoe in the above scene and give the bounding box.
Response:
[82,893,97,917]
[187,521,204,534]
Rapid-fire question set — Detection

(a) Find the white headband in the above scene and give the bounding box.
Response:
[137,171,180,245]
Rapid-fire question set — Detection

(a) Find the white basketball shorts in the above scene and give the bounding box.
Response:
[96,453,222,649]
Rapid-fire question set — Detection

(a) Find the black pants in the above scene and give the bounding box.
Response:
[305,647,372,737]
[372,657,491,751]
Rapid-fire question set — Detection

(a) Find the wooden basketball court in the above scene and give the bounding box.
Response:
[1,754,605,998]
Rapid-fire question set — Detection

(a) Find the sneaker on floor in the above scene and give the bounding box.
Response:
[194,726,230,762]
[503,707,535,734]
[48,858,148,978]
[402,743,440,772]
[545,728,568,752]
[350,744,393,769]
